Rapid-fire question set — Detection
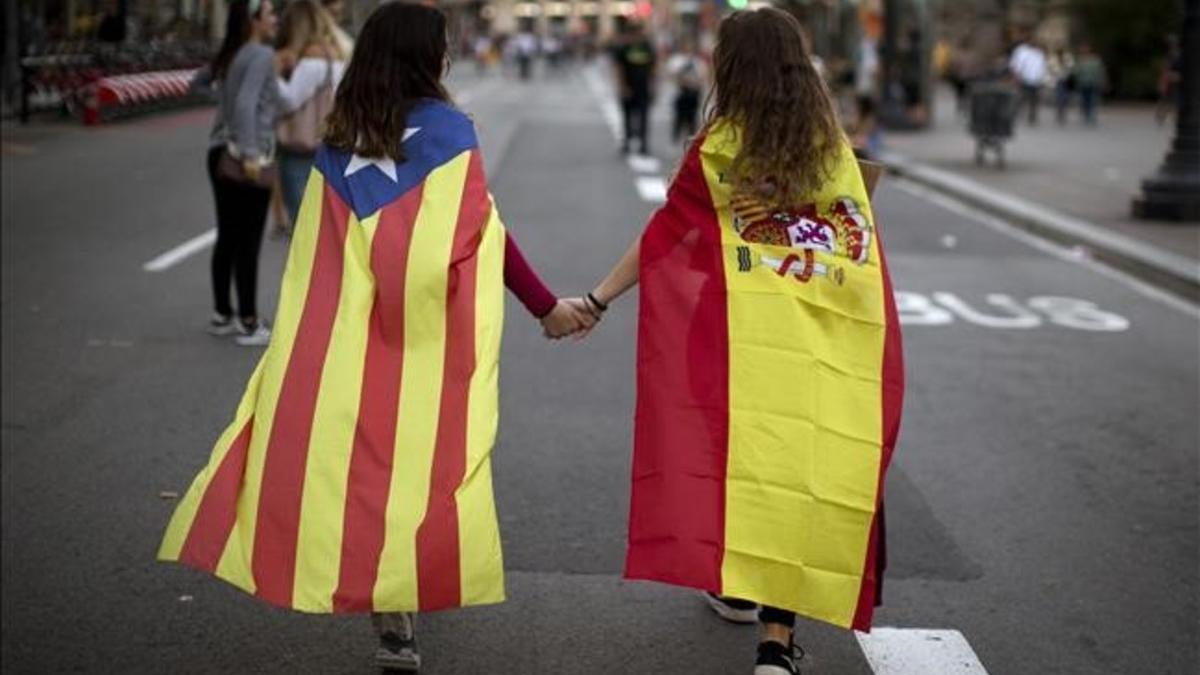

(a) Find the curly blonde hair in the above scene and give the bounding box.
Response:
[707,8,843,208]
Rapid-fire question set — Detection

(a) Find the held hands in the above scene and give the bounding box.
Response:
[539,297,604,340]
[538,238,635,342]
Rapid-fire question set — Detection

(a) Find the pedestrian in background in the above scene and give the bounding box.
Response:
[513,28,537,80]
[1047,46,1075,125]
[1156,34,1180,126]
[274,0,347,231]
[1073,42,1106,126]
[1009,34,1047,126]
[853,34,881,115]
[946,37,979,116]
[610,21,656,156]
[201,0,281,346]
[667,39,707,145]
[474,33,494,74]
[320,0,355,57]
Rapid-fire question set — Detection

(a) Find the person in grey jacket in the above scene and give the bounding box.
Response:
[201,0,280,346]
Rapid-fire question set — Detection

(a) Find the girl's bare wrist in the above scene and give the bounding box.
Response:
[591,287,612,308]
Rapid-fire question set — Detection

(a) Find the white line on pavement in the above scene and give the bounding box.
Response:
[627,154,662,173]
[856,628,990,675]
[143,228,216,272]
[635,176,667,203]
[894,179,1200,320]
[581,66,623,142]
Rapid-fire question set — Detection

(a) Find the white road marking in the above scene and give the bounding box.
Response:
[635,176,667,203]
[856,628,989,675]
[894,291,1130,331]
[581,66,623,142]
[627,154,662,173]
[894,179,1200,320]
[143,228,216,272]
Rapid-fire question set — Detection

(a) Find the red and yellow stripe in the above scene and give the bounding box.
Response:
[159,149,506,613]
[627,123,903,631]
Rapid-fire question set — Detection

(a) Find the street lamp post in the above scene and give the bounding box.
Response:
[1133,0,1200,222]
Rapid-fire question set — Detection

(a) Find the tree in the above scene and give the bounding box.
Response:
[1072,0,1181,98]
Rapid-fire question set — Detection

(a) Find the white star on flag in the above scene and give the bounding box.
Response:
[343,127,421,183]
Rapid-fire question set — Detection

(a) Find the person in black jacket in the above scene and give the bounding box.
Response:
[610,22,656,155]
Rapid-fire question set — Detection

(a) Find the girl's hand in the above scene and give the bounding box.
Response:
[243,160,262,182]
[540,299,596,340]
[274,49,297,74]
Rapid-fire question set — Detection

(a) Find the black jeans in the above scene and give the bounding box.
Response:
[1021,83,1041,125]
[760,605,795,628]
[206,146,270,321]
[1079,85,1099,125]
[672,88,701,143]
[622,92,650,153]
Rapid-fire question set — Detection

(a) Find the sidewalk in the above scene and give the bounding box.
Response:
[880,86,1200,300]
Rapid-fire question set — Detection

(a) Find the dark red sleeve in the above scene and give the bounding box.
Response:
[504,232,557,318]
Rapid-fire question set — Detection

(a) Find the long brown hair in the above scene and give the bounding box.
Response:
[323,2,451,161]
[707,8,842,208]
[211,0,256,80]
[277,0,318,52]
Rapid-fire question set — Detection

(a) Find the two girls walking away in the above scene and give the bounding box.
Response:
[162,5,902,675]
[199,0,347,347]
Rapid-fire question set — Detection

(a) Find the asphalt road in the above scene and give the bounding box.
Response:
[2,63,1197,674]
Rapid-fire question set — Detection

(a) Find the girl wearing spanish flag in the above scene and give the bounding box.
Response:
[582,8,904,675]
[159,3,592,672]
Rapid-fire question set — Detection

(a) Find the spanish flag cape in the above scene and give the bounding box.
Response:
[159,101,507,614]
[627,121,904,631]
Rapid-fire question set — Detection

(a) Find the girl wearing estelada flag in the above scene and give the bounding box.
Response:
[158,3,594,672]
[579,8,904,675]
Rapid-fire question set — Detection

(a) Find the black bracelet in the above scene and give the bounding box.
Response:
[587,292,608,313]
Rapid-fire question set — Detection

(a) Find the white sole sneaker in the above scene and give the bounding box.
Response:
[754,665,796,675]
[704,592,759,624]
[234,324,271,347]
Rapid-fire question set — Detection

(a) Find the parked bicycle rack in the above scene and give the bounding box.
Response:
[19,41,210,125]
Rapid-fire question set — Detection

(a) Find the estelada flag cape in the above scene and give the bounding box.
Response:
[627,122,904,631]
[159,100,507,614]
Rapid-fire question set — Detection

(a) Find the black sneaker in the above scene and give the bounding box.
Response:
[374,612,420,672]
[703,591,759,624]
[754,639,805,675]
